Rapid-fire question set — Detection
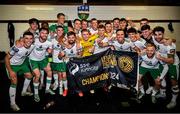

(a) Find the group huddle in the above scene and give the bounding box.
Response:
[5,13,179,111]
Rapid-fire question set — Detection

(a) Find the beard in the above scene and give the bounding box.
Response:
[68,40,75,44]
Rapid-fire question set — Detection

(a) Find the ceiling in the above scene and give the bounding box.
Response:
[0,0,180,5]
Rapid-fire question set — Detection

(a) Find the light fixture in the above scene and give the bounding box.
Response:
[25,6,54,11]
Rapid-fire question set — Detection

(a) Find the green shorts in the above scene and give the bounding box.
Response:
[7,59,31,79]
[168,64,179,80]
[139,66,160,79]
[159,64,164,73]
[51,62,66,72]
[29,57,49,70]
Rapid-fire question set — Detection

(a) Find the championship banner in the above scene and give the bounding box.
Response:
[109,51,138,90]
[67,49,113,92]
[67,49,138,92]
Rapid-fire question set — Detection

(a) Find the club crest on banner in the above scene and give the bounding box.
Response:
[118,55,134,73]
[77,5,89,20]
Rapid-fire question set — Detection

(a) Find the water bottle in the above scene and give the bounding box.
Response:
[43,101,55,110]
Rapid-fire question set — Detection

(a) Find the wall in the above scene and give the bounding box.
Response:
[0,5,180,52]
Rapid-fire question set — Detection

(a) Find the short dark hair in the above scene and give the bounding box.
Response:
[73,18,81,24]
[39,27,49,34]
[116,29,125,34]
[98,24,105,29]
[140,18,149,22]
[23,31,34,38]
[153,26,165,34]
[146,43,156,50]
[28,18,39,25]
[90,18,98,22]
[81,29,90,33]
[57,13,65,18]
[68,21,73,28]
[82,19,88,23]
[127,27,137,34]
[41,21,49,29]
[67,31,76,37]
[113,17,120,22]
[141,24,151,31]
[105,21,112,26]
[56,25,64,30]
[120,18,127,22]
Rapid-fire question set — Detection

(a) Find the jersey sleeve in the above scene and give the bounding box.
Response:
[167,44,176,58]
[141,38,147,47]
[129,41,136,49]
[9,45,19,56]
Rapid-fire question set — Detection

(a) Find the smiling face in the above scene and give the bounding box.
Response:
[82,21,88,30]
[154,31,164,43]
[57,27,64,37]
[57,15,65,25]
[30,22,39,31]
[98,28,105,38]
[116,30,125,43]
[91,20,98,30]
[40,29,48,41]
[113,20,120,29]
[23,35,34,48]
[142,29,151,39]
[119,20,127,30]
[82,31,90,41]
[74,20,81,31]
[67,34,76,44]
[140,20,149,27]
[128,32,137,42]
[146,45,155,58]
[105,23,113,33]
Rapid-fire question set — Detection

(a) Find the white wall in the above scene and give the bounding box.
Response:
[0,5,180,52]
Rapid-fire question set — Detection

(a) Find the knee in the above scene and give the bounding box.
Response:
[11,79,17,85]
[155,79,161,86]
[24,73,33,79]
[34,72,41,80]
[10,77,17,85]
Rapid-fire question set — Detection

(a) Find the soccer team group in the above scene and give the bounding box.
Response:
[4,13,179,111]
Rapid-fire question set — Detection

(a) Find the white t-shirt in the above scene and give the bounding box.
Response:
[29,38,52,61]
[10,45,34,65]
[110,39,135,51]
[93,37,110,54]
[132,38,147,50]
[140,54,160,69]
[51,38,64,63]
[89,28,98,35]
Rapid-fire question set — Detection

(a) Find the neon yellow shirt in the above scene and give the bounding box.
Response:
[80,34,98,57]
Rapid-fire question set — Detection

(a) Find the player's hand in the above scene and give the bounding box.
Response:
[135,33,141,40]
[110,45,115,50]
[15,40,23,48]
[9,70,17,81]
[58,52,65,59]
[156,52,162,60]
[98,41,104,47]
[89,48,94,53]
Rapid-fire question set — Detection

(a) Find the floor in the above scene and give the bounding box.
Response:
[0,62,180,113]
